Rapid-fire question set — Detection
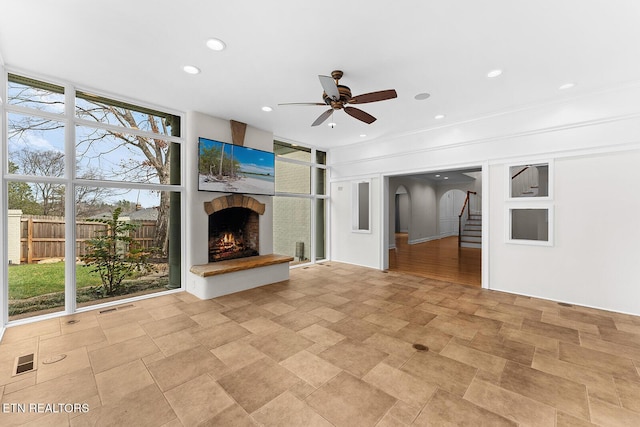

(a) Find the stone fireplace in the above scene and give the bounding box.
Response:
[204,195,266,262]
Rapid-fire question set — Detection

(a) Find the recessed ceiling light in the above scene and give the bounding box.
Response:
[434,114,445,120]
[443,176,449,180]
[206,38,226,51]
[559,83,575,90]
[435,174,441,177]
[360,134,367,137]
[183,65,200,75]
[261,106,273,112]
[414,93,431,100]
[487,69,503,78]
[328,122,336,128]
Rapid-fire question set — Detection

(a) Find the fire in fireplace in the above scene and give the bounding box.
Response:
[209,207,259,262]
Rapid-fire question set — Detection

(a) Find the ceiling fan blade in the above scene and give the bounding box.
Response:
[278,102,327,106]
[312,109,334,126]
[349,89,397,104]
[319,75,340,100]
[344,106,376,124]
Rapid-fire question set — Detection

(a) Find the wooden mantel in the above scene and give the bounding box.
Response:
[190,254,293,278]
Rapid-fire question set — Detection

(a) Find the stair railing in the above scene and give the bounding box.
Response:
[458,191,477,247]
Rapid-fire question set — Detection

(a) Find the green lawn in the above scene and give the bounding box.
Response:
[8,262,102,299]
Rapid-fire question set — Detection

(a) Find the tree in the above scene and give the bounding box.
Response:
[7,161,42,214]
[12,148,65,215]
[81,208,155,296]
[8,77,177,255]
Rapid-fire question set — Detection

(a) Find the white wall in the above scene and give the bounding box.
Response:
[185,112,275,294]
[490,150,640,314]
[330,177,381,269]
[388,177,437,245]
[329,84,640,315]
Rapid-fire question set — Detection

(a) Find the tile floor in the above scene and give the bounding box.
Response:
[1,262,639,426]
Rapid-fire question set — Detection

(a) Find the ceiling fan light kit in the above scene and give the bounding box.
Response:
[280,70,397,127]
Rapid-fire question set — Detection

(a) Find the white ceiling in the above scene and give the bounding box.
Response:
[1,1,640,150]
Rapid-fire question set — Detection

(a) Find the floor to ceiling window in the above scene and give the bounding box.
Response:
[273,141,327,265]
[3,73,183,322]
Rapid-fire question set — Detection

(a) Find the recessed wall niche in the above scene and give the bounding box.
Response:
[508,162,550,199]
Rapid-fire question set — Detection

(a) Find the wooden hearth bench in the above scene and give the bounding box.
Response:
[188,254,294,300]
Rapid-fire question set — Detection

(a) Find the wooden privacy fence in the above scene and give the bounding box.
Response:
[20,215,157,264]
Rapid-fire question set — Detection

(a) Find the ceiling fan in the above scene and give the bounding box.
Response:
[279,70,397,126]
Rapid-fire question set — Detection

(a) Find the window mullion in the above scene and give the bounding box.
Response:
[64,84,76,314]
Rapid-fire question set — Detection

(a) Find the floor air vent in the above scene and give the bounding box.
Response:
[14,353,36,376]
[99,304,136,314]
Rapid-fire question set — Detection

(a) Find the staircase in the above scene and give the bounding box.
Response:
[460,213,481,249]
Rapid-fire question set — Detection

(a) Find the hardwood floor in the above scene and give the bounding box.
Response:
[388,233,481,287]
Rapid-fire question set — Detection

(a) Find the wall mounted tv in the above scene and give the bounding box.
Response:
[198,137,275,196]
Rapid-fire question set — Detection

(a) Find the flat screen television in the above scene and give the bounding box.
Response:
[198,137,275,196]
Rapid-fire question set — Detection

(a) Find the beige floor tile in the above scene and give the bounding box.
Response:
[298,324,346,347]
[589,395,640,426]
[473,306,524,327]
[469,332,535,365]
[140,313,198,338]
[363,332,418,359]
[415,388,516,426]
[306,371,396,427]
[327,317,381,342]
[164,374,234,425]
[559,342,638,377]
[0,337,38,365]
[240,317,283,335]
[387,306,437,325]
[59,313,100,335]
[39,327,106,357]
[491,302,543,321]
[499,324,559,353]
[580,333,640,361]
[88,334,159,374]
[95,307,152,330]
[541,312,601,335]
[190,310,233,328]
[271,310,322,331]
[314,293,350,306]
[532,352,620,405]
[288,379,317,400]
[333,301,380,318]
[260,301,297,316]
[363,312,409,332]
[102,322,146,344]
[386,400,421,425]
[199,403,256,427]
[522,318,581,344]
[222,304,275,323]
[308,306,347,323]
[250,328,313,362]
[280,350,341,388]
[175,298,225,316]
[363,362,436,408]
[37,347,91,384]
[440,340,507,376]
[426,315,479,340]
[70,383,176,427]
[153,329,200,356]
[556,411,598,427]
[191,321,250,349]
[275,290,306,300]
[212,340,266,371]
[318,339,388,378]
[499,361,590,420]
[392,324,453,353]
[95,359,154,405]
[1,319,60,344]
[218,357,299,413]
[400,350,477,397]
[464,378,556,426]
[3,374,36,395]
[147,346,226,391]
[147,303,185,320]
[614,377,640,412]
[252,391,332,427]
[558,308,617,329]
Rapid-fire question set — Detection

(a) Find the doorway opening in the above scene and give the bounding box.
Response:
[386,167,483,287]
